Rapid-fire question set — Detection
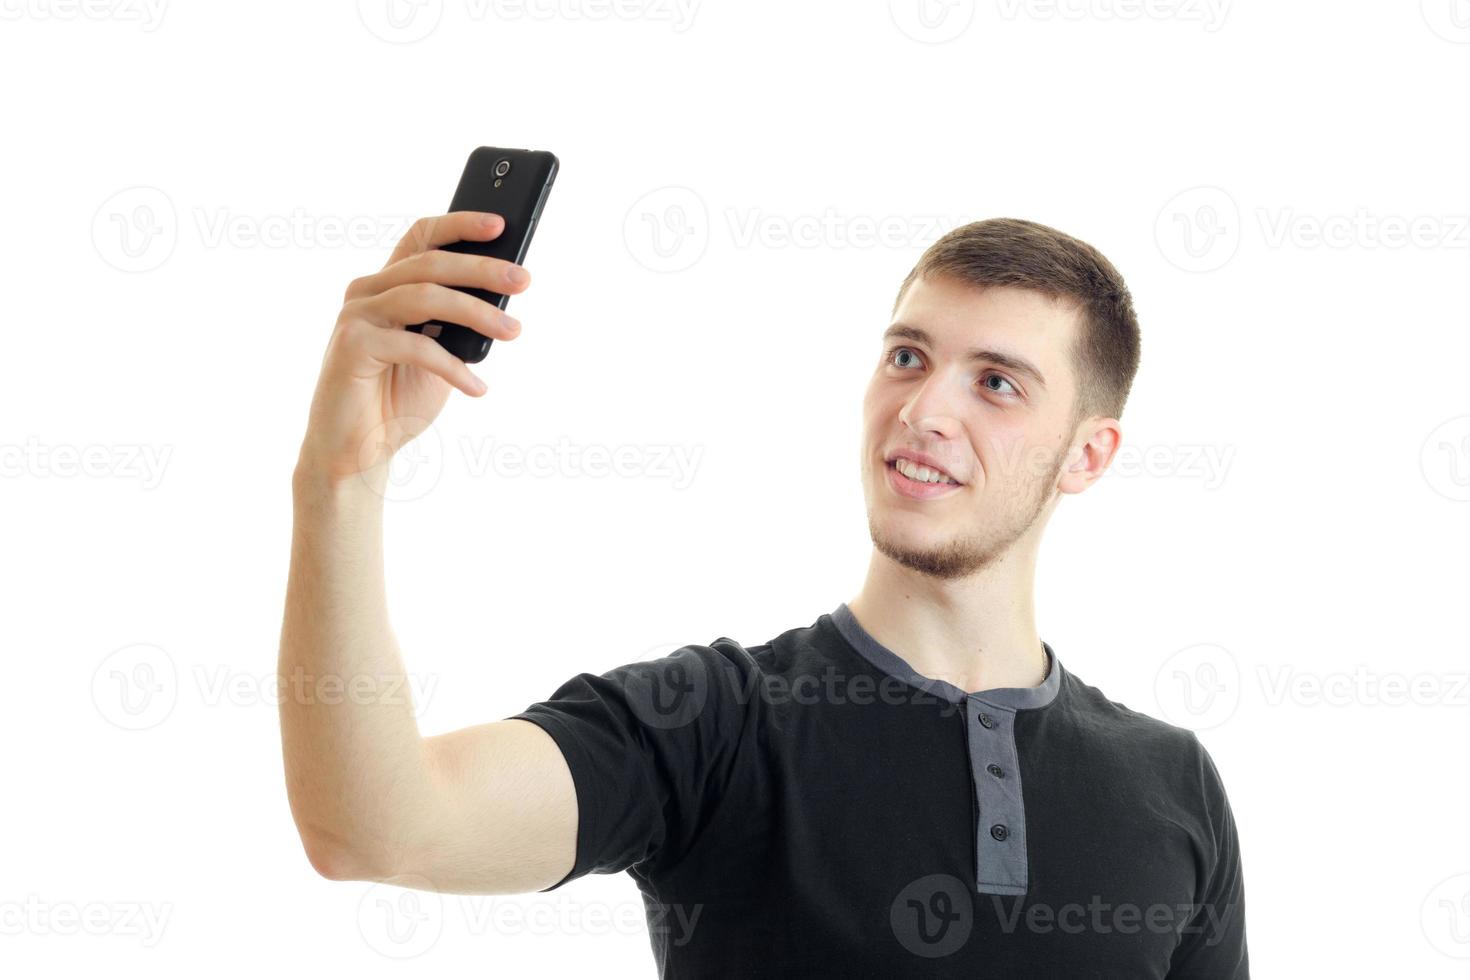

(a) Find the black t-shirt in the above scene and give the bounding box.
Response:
[508,603,1248,978]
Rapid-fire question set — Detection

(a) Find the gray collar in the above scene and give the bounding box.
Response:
[831,602,1063,709]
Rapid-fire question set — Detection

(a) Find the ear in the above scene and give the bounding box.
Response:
[1058,417,1121,494]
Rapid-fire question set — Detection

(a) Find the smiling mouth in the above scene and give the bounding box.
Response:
[885,459,965,498]
[887,457,961,486]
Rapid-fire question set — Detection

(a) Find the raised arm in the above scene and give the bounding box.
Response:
[277,212,575,894]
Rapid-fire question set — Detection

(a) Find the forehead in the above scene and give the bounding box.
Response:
[890,274,1080,383]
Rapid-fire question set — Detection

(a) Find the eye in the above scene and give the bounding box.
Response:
[980,372,1018,397]
[886,344,922,369]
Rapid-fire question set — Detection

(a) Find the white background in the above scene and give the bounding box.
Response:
[3,0,1469,975]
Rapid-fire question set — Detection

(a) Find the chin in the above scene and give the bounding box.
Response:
[871,511,945,546]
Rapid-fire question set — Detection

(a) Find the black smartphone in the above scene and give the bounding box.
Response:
[406,146,558,363]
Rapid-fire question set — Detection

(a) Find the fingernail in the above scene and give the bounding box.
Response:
[507,266,529,285]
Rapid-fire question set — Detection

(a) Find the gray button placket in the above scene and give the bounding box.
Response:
[967,697,1028,895]
[829,603,1063,896]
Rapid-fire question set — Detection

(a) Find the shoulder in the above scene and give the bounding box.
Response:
[1058,667,1197,743]
[1053,667,1223,799]
[696,613,848,693]
[545,613,838,735]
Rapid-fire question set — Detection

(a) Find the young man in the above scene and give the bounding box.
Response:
[280,214,1248,978]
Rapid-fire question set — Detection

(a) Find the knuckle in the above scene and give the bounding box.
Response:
[416,247,449,275]
[334,316,369,350]
[402,215,440,253]
[398,219,425,252]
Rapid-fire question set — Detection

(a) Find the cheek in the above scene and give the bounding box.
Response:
[977,426,1036,482]
[861,386,895,430]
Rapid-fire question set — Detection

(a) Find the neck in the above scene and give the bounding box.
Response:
[847,547,1047,693]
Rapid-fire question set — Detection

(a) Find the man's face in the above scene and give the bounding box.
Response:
[860,273,1084,580]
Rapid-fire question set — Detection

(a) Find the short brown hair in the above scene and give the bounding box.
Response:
[892,217,1141,423]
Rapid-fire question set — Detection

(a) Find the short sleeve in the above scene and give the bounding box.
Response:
[1168,738,1249,978]
[506,639,757,891]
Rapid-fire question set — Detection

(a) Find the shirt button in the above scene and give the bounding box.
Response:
[990,824,1009,842]
[977,713,995,729]
[987,764,1004,778]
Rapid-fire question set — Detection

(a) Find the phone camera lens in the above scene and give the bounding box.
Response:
[494,159,511,177]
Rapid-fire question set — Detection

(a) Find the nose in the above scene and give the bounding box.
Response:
[898,374,963,442]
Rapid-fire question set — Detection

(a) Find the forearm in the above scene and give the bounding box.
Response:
[278,460,437,879]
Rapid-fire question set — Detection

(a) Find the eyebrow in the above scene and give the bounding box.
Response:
[881,323,1048,389]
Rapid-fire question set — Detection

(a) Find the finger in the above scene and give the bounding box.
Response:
[363,325,489,397]
[384,211,505,269]
[352,281,522,340]
[349,247,530,303]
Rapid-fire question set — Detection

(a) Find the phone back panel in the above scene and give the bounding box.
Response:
[408,146,558,362]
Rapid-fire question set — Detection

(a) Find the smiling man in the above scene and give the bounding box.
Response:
[282,215,1247,978]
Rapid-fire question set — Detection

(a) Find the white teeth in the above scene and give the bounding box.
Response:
[894,458,957,485]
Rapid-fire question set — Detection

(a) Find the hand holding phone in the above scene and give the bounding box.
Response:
[406,146,559,362]
[298,210,525,486]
